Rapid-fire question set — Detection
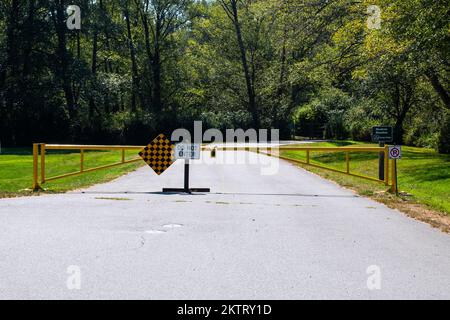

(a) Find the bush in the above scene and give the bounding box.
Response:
[324,110,347,139]
[438,111,450,154]
[294,87,353,139]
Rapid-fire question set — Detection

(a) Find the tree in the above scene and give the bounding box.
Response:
[0,0,447,152]
[219,0,259,128]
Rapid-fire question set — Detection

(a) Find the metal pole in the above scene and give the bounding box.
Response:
[390,159,396,193]
[40,143,46,184]
[394,159,398,195]
[32,143,39,191]
[184,158,190,193]
[384,145,389,185]
[378,142,385,180]
[80,149,84,172]
[346,152,350,174]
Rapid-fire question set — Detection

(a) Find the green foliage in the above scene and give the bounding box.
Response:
[294,88,353,139]
[344,102,378,141]
[438,111,450,154]
[0,0,448,152]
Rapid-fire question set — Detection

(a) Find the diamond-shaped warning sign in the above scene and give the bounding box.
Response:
[139,134,175,175]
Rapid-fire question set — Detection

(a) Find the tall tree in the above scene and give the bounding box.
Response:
[135,0,190,117]
[51,0,76,119]
[219,0,259,128]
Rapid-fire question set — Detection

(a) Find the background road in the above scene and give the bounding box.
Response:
[0,151,449,299]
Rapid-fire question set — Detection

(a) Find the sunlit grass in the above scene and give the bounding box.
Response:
[281,141,450,214]
[2,143,449,215]
[0,148,143,197]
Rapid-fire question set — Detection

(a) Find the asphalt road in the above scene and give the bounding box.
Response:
[0,151,449,299]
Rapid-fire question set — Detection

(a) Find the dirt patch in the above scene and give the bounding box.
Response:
[373,195,450,233]
[95,197,132,201]
[0,190,61,199]
[284,160,450,233]
[342,179,450,233]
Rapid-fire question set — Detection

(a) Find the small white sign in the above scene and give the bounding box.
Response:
[388,146,402,159]
[175,143,201,160]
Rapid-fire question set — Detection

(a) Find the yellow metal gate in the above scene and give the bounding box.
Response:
[32,143,397,192]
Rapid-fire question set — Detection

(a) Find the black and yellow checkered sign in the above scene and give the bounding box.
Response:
[139,134,175,175]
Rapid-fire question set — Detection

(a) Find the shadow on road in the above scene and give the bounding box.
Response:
[73,191,358,198]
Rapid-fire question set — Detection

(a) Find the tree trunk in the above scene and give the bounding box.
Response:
[152,42,162,114]
[53,0,76,119]
[394,118,405,145]
[124,1,139,112]
[4,0,20,83]
[89,30,98,118]
[393,85,412,145]
[427,69,450,109]
[76,30,81,59]
[141,11,154,111]
[228,1,259,128]
[22,0,36,78]
[278,28,287,97]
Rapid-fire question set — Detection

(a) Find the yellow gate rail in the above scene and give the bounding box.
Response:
[33,143,397,193]
[32,143,144,191]
[210,145,396,191]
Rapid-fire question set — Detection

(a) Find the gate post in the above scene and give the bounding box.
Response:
[184,159,190,193]
[345,152,350,174]
[378,142,385,180]
[390,159,396,192]
[32,143,42,191]
[384,145,389,186]
[80,149,84,172]
[40,143,46,184]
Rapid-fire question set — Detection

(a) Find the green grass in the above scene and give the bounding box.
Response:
[0,148,143,197]
[281,141,450,215]
[2,142,449,215]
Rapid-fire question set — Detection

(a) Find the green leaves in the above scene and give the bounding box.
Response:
[0,0,447,151]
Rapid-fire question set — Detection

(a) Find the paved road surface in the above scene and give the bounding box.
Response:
[0,151,449,299]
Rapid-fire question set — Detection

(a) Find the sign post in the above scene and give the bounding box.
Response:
[162,143,210,194]
[139,136,210,194]
[378,141,385,181]
[184,159,190,191]
[372,126,393,181]
[394,159,398,195]
[388,145,402,195]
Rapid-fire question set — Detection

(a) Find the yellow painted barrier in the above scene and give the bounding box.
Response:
[32,143,144,191]
[32,143,396,192]
[209,145,395,189]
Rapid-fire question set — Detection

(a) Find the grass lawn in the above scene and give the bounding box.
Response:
[1,142,449,218]
[0,148,144,197]
[281,141,450,215]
